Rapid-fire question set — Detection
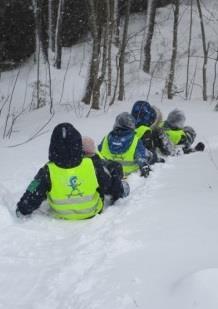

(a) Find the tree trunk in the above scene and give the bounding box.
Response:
[92,0,109,108]
[196,0,208,101]
[114,0,120,47]
[118,0,131,101]
[82,0,102,107]
[48,0,56,52]
[212,50,218,100]
[32,0,49,62]
[54,0,64,69]
[143,0,157,73]
[107,0,114,96]
[167,0,179,100]
[185,0,193,100]
[92,26,108,108]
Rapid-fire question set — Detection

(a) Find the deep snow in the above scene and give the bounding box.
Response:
[1,2,218,308]
[1,100,218,309]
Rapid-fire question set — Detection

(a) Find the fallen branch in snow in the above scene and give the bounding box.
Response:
[7,112,55,148]
[0,94,10,117]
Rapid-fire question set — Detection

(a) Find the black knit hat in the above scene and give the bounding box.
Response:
[49,123,82,168]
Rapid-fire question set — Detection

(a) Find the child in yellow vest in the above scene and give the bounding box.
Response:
[16,123,112,220]
[98,112,152,177]
[161,109,205,154]
[82,136,130,204]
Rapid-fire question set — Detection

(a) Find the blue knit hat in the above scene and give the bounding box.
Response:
[131,101,157,127]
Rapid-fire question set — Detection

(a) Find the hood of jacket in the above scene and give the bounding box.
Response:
[166,109,186,129]
[131,100,156,127]
[49,123,83,168]
[107,128,135,154]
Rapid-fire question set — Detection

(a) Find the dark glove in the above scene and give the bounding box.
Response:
[140,165,151,178]
[156,157,165,163]
[16,208,22,217]
[195,142,205,152]
[183,147,193,154]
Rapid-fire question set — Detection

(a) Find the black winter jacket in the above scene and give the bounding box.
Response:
[17,123,111,216]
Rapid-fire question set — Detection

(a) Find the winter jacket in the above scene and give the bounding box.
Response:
[135,124,153,151]
[17,123,111,217]
[133,123,173,158]
[151,126,176,156]
[90,154,125,203]
[98,128,150,175]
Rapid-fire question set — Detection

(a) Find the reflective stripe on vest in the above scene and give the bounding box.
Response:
[100,135,139,175]
[48,194,97,205]
[164,129,186,145]
[47,158,103,220]
[135,125,151,140]
[96,150,104,160]
[50,201,99,216]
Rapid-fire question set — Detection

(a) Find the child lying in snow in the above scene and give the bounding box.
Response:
[160,109,205,154]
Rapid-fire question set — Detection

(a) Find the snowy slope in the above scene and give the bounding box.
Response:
[1,1,218,308]
[1,100,218,309]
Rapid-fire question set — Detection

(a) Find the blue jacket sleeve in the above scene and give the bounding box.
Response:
[134,140,150,168]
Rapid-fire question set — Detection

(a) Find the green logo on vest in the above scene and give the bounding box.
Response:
[67,176,83,198]
[27,179,40,193]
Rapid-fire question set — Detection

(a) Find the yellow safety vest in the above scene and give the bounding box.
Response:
[135,125,151,140]
[99,135,139,176]
[47,158,103,220]
[159,122,186,145]
[164,129,186,145]
[96,150,104,160]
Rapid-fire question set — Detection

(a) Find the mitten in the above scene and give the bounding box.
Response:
[195,142,205,152]
[140,165,151,178]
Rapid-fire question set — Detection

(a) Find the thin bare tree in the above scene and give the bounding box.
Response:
[54,0,64,69]
[167,0,180,99]
[3,66,21,138]
[107,0,114,96]
[114,0,120,47]
[92,0,110,109]
[185,0,193,100]
[118,0,131,101]
[196,0,208,101]
[143,0,158,73]
[212,49,218,100]
[48,0,56,52]
[82,0,102,107]
[82,0,111,109]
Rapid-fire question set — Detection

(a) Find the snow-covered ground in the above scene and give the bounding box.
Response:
[1,98,218,309]
[1,2,218,308]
